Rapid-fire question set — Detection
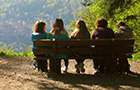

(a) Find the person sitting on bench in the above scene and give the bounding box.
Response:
[71,20,90,74]
[92,17,115,73]
[115,21,133,73]
[50,18,69,73]
[31,21,53,72]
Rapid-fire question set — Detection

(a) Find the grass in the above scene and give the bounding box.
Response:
[131,52,140,60]
[0,50,34,57]
[0,44,34,57]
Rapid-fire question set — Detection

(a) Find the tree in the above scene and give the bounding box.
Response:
[68,0,140,59]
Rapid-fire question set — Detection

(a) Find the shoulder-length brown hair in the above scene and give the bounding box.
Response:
[95,17,108,28]
[71,20,90,39]
[50,18,66,36]
[34,21,46,33]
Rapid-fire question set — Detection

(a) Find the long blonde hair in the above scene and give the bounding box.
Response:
[50,18,66,36]
[71,20,90,39]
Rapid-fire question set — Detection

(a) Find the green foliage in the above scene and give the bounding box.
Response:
[0,51,6,55]
[67,20,77,32]
[0,43,34,57]
[68,0,140,60]
[131,52,140,61]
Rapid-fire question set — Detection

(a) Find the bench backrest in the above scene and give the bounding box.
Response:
[33,38,134,60]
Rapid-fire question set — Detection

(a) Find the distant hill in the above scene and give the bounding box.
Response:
[0,0,84,52]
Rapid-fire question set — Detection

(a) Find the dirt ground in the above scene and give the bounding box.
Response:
[0,55,140,90]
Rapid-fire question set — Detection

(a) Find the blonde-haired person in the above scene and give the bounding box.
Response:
[50,18,69,73]
[31,21,53,72]
[71,20,90,74]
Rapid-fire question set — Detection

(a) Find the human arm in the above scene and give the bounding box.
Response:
[92,29,98,39]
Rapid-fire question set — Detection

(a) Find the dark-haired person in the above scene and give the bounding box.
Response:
[92,17,115,73]
[115,21,133,73]
[116,21,133,38]
[31,21,53,72]
[50,18,69,73]
[71,20,90,74]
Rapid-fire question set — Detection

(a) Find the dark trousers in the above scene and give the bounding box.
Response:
[76,59,85,65]
[64,59,68,68]
[93,59,105,73]
[117,58,130,72]
[35,59,48,72]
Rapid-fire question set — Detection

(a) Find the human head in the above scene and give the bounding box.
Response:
[53,18,64,31]
[95,17,108,28]
[51,18,64,36]
[76,20,87,30]
[34,21,46,33]
[71,20,90,39]
[116,21,126,29]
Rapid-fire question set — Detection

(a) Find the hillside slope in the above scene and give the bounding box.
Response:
[0,0,84,52]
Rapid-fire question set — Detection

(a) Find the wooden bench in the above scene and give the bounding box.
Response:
[33,38,134,74]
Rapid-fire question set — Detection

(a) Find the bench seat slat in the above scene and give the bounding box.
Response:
[33,39,53,46]
[34,55,132,60]
[34,47,111,55]
[113,39,134,45]
[33,39,134,46]
[34,48,54,55]
[55,40,112,46]
[56,47,111,55]
[115,46,133,54]
[34,56,110,60]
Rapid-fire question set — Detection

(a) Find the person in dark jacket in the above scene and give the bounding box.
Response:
[92,18,115,39]
[115,21,133,73]
[115,21,133,38]
[92,17,115,73]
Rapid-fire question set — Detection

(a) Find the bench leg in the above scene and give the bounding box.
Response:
[49,59,61,74]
